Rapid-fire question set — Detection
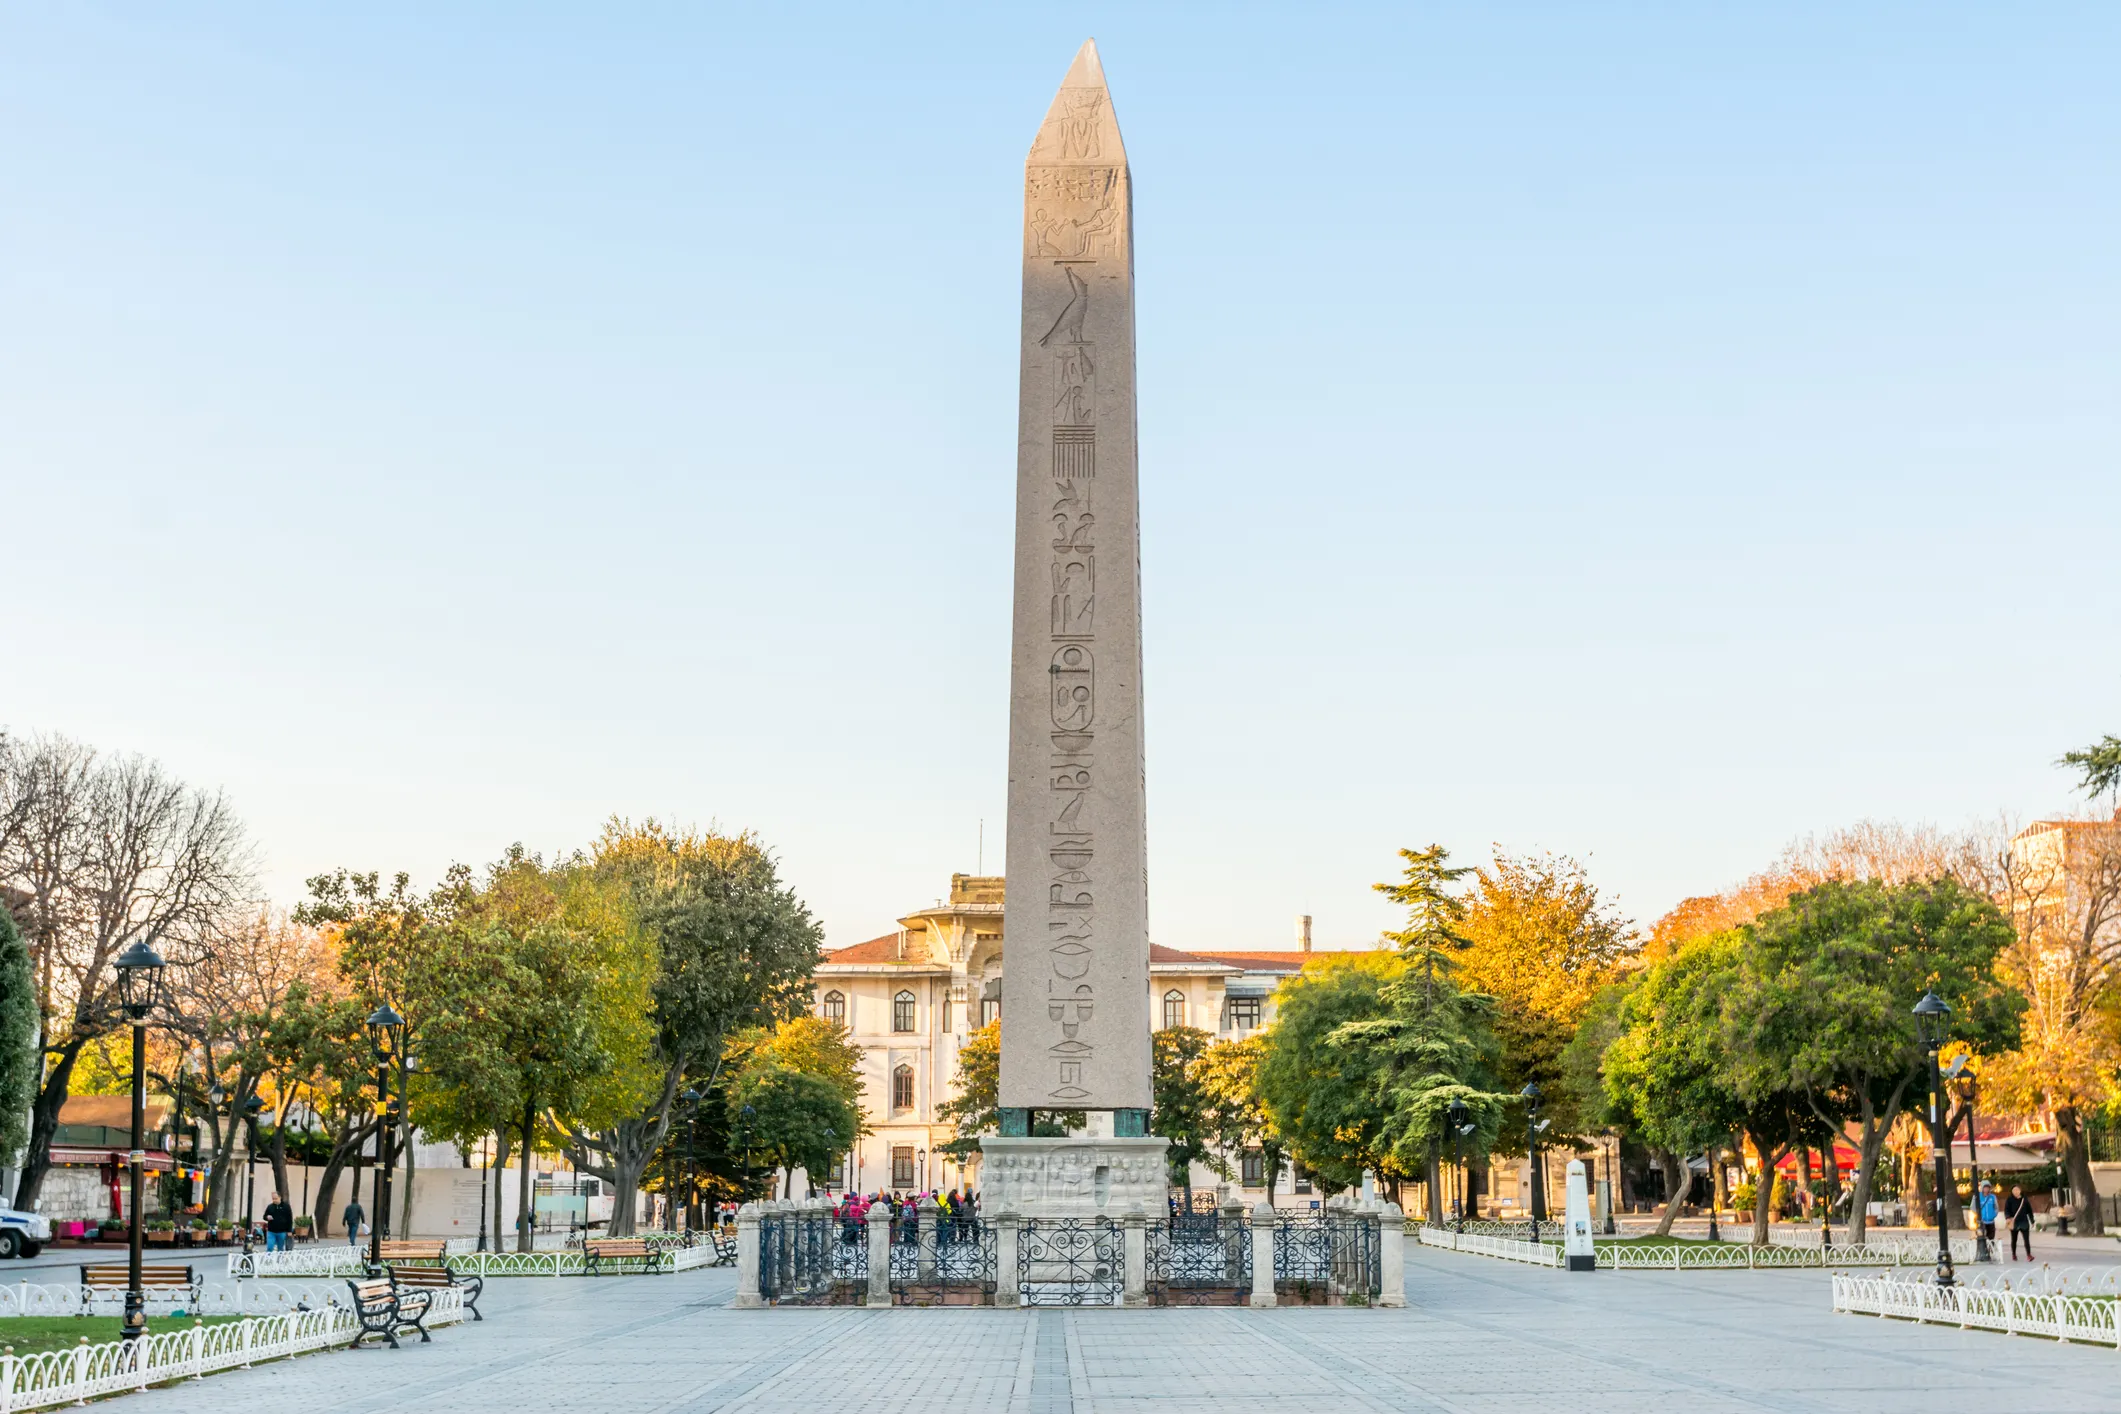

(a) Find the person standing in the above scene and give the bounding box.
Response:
[263,1192,295,1253]
[1976,1181,1998,1251]
[342,1197,366,1250]
[2003,1184,2033,1260]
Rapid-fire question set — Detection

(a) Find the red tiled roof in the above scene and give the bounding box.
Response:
[1149,944,1233,968]
[1187,950,1314,972]
[824,933,922,964]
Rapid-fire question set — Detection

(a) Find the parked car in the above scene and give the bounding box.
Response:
[0,1207,52,1258]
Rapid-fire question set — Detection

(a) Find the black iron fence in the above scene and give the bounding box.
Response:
[1274,1212,1380,1305]
[1019,1217,1122,1307]
[758,1208,863,1305]
[888,1214,997,1305]
[1148,1210,1251,1305]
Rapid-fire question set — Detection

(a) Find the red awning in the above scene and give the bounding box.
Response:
[47,1147,174,1171]
[1773,1142,1862,1174]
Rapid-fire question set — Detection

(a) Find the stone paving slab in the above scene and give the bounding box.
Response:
[104,1246,2121,1414]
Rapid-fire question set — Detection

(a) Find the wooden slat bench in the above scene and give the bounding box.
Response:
[583,1238,663,1275]
[374,1239,448,1266]
[387,1260,483,1320]
[709,1227,737,1266]
[80,1264,199,1303]
[344,1274,431,1349]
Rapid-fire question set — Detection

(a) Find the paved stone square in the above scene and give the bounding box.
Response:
[111,1248,2121,1413]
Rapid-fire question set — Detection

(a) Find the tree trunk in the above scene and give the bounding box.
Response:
[13,1038,88,1211]
[490,1128,511,1253]
[1710,1142,1728,1217]
[268,1125,291,1217]
[1651,1149,1685,1237]
[516,1091,535,1253]
[310,1119,368,1237]
[1425,1142,1443,1226]
[399,1121,417,1237]
[1840,1080,1911,1247]
[2056,1104,2105,1237]
[203,1115,232,1223]
[1749,1135,1788,1245]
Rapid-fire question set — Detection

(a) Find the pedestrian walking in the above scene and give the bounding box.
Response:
[2003,1184,2033,1260]
[263,1192,295,1252]
[1976,1181,1998,1248]
[342,1198,366,1249]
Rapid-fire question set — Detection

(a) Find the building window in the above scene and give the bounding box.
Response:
[1162,990,1187,1030]
[1294,1166,1313,1195]
[1241,1149,1265,1188]
[892,1146,915,1187]
[893,990,916,1033]
[981,997,1001,1028]
[892,1064,915,1113]
[820,990,845,1024]
[1227,996,1262,1031]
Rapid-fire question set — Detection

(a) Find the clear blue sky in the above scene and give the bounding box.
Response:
[5,4,2116,952]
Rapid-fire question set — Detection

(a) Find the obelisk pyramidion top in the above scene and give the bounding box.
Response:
[998,38,1152,1123]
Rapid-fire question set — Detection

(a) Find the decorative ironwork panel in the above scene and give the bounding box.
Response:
[891,1215,997,1305]
[1018,1217,1121,1307]
[757,1212,849,1305]
[1273,1213,1379,1304]
[1149,1213,1250,1305]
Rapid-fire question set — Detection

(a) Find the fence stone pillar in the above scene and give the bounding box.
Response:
[1249,1202,1278,1308]
[733,1202,763,1308]
[994,1211,1022,1308]
[1220,1197,1247,1289]
[1122,1210,1148,1307]
[865,1200,892,1306]
[1377,1201,1405,1307]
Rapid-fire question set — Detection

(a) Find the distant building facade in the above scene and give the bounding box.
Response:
[811,874,1326,1203]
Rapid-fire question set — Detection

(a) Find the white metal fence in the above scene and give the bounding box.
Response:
[0,1290,464,1413]
[1418,1227,1975,1270]
[1834,1270,2121,1344]
[1,1281,362,1319]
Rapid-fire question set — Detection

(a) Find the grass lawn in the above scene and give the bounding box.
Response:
[0,1315,245,1357]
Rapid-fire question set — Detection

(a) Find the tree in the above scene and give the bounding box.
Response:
[1452,851,1635,1141]
[1982,816,2121,1235]
[1601,937,1745,1236]
[1256,954,1406,1196]
[1357,845,1509,1220]
[725,1061,858,1198]
[0,904,37,1182]
[554,821,822,1233]
[2060,734,2121,810]
[718,1015,868,1190]
[1726,878,2023,1243]
[1195,1036,1287,1204]
[0,735,254,1210]
[1152,1026,1220,1204]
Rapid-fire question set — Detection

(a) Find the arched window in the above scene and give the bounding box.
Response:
[893,990,916,1033]
[820,990,846,1024]
[892,1064,915,1112]
[1162,989,1186,1030]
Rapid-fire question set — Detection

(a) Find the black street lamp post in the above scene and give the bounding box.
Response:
[679,1088,701,1234]
[1956,1061,1990,1262]
[1706,1150,1721,1242]
[364,1004,405,1269]
[1521,1083,1545,1242]
[1913,990,1957,1288]
[238,1094,264,1255]
[1447,1099,1467,1231]
[1601,1129,1618,1235]
[113,940,168,1343]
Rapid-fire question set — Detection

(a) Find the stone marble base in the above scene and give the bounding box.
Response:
[979,1135,1170,1218]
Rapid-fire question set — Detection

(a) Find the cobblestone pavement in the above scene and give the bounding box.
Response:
[108,1247,2121,1414]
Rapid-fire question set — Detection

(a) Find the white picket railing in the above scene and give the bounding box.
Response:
[1834,1270,2121,1344]
[1417,1226,1560,1267]
[0,1281,361,1319]
[1419,1227,1975,1271]
[0,1289,464,1413]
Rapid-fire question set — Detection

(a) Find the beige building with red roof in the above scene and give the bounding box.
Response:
[811,875,1326,1203]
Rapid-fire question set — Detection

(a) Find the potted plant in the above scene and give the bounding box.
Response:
[96,1219,123,1244]
[293,1215,314,1242]
[186,1217,207,1246]
[213,1219,234,1246]
[144,1218,176,1246]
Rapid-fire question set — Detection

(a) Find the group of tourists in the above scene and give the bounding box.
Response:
[832,1188,979,1241]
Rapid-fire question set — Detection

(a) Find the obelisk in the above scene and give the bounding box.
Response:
[998,39,1152,1126]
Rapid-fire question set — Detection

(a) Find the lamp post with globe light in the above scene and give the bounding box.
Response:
[1521,1083,1547,1241]
[113,940,168,1343]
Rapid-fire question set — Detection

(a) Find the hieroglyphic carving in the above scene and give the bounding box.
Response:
[1026,169,1121,260]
